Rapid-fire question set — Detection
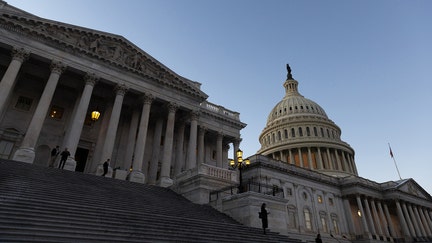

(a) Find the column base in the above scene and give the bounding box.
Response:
[128,171,145,183]
[12,147,35,163]
[63,157,77,171]
[158,176,173,188]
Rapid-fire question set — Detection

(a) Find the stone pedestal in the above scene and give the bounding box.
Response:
[12,147,35,163]
[159,176,173,188]
[114,169,128,180]
[128,171,145,183]
[63,157,77,171]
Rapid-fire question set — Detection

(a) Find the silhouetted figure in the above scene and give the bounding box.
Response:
[259,203,269,234]
[315,233,323,243]
[102,159,110,176]
[58,148,70,169]
[49,145,59,167]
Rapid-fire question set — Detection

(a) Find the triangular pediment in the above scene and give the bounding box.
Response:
[392,179,432,200]
[0,3,208,100]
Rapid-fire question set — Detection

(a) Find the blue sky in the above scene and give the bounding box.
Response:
[7,0,432,195]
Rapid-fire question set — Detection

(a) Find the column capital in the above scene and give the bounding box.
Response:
[199,126,207,134]
[190,109,200,120]
[114,83,128,96]
[84,73,99,86]
[11,47,30,62]
[141,92,154,105]
[167,102,178,113]
[50,60,67,75]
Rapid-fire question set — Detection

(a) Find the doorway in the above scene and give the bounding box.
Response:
[75,147,89,172]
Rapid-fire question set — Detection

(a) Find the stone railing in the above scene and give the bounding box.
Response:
[200,101,240,120]
[198,163,236,182]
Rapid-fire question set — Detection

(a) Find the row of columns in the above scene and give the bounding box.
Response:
[353,195,432,241]
[271,147,357,175]
[1,47,237,187]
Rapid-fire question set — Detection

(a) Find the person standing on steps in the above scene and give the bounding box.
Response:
[58,148,70,169]
[49,145,59,167]
[102,159,110,177]
[259,203,269,234]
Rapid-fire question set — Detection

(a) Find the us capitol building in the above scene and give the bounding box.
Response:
[0,2,431,242]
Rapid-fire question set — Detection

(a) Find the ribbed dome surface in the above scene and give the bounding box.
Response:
[267,94,328,125]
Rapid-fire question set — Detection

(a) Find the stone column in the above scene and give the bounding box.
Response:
[129,93,153,183]
[383,203,396,238]
[343,197,356,235]
[148,118,163,185]
[326,148,334,170]
[186,111,198,169]
[317,147,324,169]
[363,198,377,236]
[233,139,240,161]
[336,150,343,171]
[377,201,391,238]
[173,122,186,176]
[395,200,411,239]
[100,84,127,164]
[216,132,223,168]
[123,106,140,170]
[412,205,428,236]
[197,126,206,165]
[62,73,98,171]
[297,148,303,167]
[289,149,294,164]
[409,204,423,237]
[356,195,371,238]
[307,147,313,169]
[420,208,432,235]
[370,199,384,237]
[0,48,29,115]
[13,61,66,163]
[159,102,178,187]
[402,202,417,238]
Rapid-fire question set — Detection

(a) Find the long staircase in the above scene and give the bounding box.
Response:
[0,159,301,242]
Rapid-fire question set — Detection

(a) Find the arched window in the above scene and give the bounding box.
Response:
[320,128,324,137]
[306,127,310,136]
[304,208,312,230]
[291,128,295,138]
[272,133,275,143]
[299,127,303,137]
[313,127,318,136]
[284,129,288,139]
[278,131,281,141]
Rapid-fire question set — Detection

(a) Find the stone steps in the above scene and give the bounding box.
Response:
[0,159,301,242]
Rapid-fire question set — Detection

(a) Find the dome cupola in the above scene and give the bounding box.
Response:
[258,65,357,177]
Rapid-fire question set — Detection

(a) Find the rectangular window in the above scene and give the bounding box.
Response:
[328,198,334,206]
[321,217,328,233]
[304,209,312,230]
[15,96,33,111]
[286,188,292,196]
[317,195,323,203]
[0,140,14,159]
[49,105,64,119]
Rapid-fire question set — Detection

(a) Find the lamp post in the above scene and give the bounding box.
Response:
[229,149,250,193]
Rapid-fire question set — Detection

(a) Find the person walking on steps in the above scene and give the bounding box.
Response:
[102,159,110,176]
[58,148,70,169]
[259,203,269,234]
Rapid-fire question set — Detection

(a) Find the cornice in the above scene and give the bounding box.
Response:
[0,12,208,100]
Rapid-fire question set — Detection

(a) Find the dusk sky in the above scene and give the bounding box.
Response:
[6,0,432,194]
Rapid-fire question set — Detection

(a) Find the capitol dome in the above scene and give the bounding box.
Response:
[258,65,357,177]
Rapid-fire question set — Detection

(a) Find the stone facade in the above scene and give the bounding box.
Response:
[1,2,432,243]
[0,2,244,190]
